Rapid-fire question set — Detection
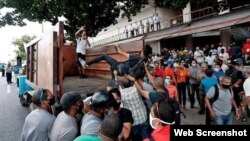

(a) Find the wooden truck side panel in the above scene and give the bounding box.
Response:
[26,31,58,96]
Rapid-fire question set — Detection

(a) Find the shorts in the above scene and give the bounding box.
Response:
[77,53,86,66]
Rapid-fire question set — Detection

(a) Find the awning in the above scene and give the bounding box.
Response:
[107,35,145,46]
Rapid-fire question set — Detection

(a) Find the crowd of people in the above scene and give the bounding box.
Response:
[21,26,250,141]
[121,13,161,39]
[22,40,250,141]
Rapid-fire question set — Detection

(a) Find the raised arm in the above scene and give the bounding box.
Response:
[127,75,149,99]
[75,26,84,38]
[144,62,155,86]
[116,44,129,59]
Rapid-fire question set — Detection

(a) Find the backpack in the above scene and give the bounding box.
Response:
[209,84,232,104]
[158,92,185,125]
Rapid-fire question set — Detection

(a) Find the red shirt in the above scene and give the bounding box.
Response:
[151,67,165,78]
[243,42,250,55]
[164,67,176,83]
[151,126,170,141]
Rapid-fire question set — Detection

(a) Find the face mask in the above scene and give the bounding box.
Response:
[221,84,231,89]
[192,64,197,67]
[164,79,171,85]
[149,113,174,129]
[214,68,219,72]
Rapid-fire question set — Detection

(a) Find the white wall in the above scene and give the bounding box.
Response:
[148,41,161,54]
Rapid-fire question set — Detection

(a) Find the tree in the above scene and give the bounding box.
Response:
[0,0,148,39]
[12,35,36,60]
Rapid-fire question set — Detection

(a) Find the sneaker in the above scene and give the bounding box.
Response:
[190,105,194,109]
[79,58,88,68]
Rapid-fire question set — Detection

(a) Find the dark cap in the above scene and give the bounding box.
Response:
[60,91,85,110]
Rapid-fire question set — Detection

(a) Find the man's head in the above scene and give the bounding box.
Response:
[201,63,208,72]
[108,88,121,111]
[164,75,172,86]
[205,68,213,77]
[60,91,84,117]
[246,38,250,43]
[32,88,54,113]
[219,75,232,89]
[243,66,250,77]
[118,77,132,88]
[153,77,165,90]
[154,61,160,69]
[150,99,176,129]
[90,90,114,116]
[99,113,123,141]
[221,49,225,54]
[214,63,222,72]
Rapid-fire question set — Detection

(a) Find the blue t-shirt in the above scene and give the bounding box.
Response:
[213,70,224,81]
[201,77,218,94]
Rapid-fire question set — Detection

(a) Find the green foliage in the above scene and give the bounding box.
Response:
[12,35,36,60]
[0,0,148,39]
[154,0,190,10]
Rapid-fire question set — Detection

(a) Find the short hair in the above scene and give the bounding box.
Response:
[108,88,121,98]
[99,113,123,140]
[154,77,165,88]
[205,68,213,77]
[119,78,132,88]
[154,100,176,125]
[219,75,231,82]
[32,88,49,106]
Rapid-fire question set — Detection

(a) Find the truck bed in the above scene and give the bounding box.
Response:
[63,76,110,95]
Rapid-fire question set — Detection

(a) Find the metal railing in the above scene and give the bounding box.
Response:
[91,6,217,47]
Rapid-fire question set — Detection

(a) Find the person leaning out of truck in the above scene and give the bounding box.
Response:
[75,26,91,79]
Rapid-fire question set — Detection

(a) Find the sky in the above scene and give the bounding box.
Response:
[0,8,53,64]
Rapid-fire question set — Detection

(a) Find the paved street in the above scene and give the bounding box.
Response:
[0,76,29,141]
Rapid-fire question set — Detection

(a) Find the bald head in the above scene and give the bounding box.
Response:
[154,77,165,88]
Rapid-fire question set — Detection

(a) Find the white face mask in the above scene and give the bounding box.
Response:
[214,68,220,72]
[192,63,197,67]
[164,78,171,85]
[149,113,174,129]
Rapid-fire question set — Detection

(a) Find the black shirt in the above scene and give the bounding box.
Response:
[118,108,134,124]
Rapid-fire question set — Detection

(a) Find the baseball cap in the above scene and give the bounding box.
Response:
[60,91,85,110]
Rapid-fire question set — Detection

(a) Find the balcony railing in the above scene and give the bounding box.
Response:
[91,4,248,47]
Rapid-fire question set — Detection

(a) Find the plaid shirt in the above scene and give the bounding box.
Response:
[119,85,147,126]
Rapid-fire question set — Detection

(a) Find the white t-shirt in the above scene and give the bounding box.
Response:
[76,37,90,55]
[205,56,215,66]
[243,77,250,97]
[221,64,228,72]
[219,53,229,62]
[154,15,160,23]
[194,50,204,63]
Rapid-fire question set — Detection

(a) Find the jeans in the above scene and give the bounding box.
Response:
[132,122,150,140]
[199,89,205,112]
[177,82,186,107]
[213,112,233,125]
[190,84,201,107]
[86,54,119,79]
